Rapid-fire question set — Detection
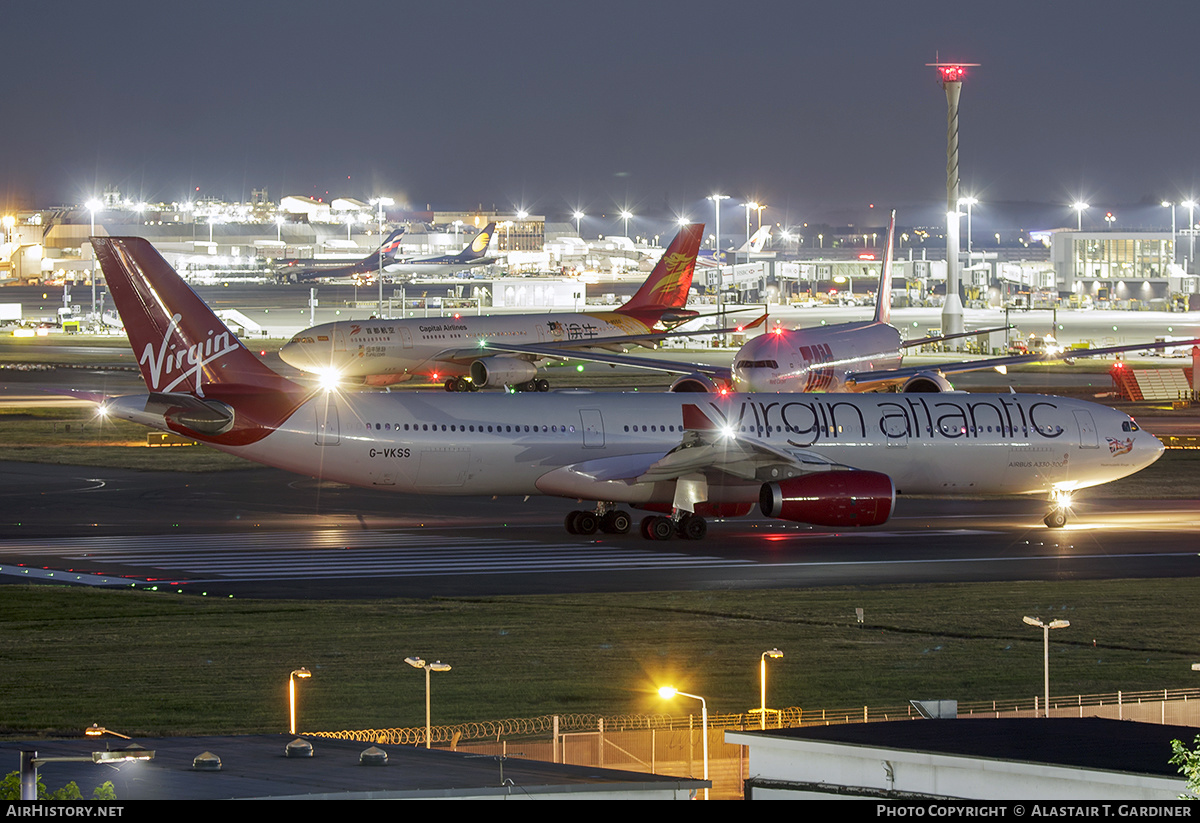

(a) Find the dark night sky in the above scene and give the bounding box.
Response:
[4,0,1199,228]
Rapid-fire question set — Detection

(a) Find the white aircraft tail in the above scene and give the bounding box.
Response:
[873,211,896,325]
[738,225,771,254]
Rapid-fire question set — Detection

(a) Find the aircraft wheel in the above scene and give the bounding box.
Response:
[453,376,471,392]
[677,514,707,540]
[641,515,674,541]
[1044,509,1067,529]
[601,510,632,534]
[444,379,457,392]
[574,511,599,535]
[565,511,581,534]
[535,378,550,392]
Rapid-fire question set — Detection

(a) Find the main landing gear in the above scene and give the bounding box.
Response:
[565,507,632,535]
[564,505,708,540]
[640,513,707,541]
[1043,490,1071,529]
[513,378,550,392]
[445,376,478,392]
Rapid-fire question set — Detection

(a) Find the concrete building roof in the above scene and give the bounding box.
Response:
[3,734,705,800]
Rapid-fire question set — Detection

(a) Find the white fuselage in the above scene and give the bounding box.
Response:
[110,390,1162,506]
[732,321,903,392]
[281,312,659,381]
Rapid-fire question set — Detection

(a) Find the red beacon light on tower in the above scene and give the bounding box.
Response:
[927,60,979,85]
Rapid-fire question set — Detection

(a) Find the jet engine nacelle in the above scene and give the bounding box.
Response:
[469,357,539,388]
[669,373,726,393]
[759,470,895,527]
[900,371,955,393]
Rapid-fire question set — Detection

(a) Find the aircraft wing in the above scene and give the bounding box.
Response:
[901,325,1012,348]
[474,339,733,381]
[846,337,1200,391]
[535,404,846,501]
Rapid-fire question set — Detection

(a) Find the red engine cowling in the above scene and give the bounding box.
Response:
[759,471,895,527]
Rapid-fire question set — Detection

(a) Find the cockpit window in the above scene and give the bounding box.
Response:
[735,359,779,369]
[1122,421,1140,432]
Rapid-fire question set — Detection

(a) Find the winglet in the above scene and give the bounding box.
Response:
[617,223,704,314]
[738,312,768,331]
[873,210,896,325]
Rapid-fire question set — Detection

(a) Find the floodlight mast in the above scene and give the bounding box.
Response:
[928,60,979,346]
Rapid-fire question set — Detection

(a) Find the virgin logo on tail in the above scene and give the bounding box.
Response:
[139,312,241,396]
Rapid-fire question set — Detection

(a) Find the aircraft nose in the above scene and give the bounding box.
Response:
[279,338,332,372]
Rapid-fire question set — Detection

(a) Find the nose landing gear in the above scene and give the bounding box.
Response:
[1044,490,1072,529]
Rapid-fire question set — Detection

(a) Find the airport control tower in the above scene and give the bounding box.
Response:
[928,60,978,341]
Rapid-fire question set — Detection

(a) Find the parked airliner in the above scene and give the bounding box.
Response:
[279,223,709,391]
[277,228,406,283]
[92,235,1163,538]
[482,211,1197,393]
[378,221,499,277]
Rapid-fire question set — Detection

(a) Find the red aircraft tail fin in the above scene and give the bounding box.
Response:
[93,237,295,398]
[616,223,704,315]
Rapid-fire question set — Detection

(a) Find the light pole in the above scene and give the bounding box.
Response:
[406,656,451,749]
[659,686,709,799]
[1184,200,1197,274]
[1022,616,1069,717]
[959,196,977,259]
[759,649,783,730]
[1072,201,1089,231]
[573,211,584,236]
[743,202,758,243]
[620,210,632,238]
[1105,212,1116,231]
[86,199,101,320]
[709,194,730,344]
[1163,201,1177,268]
[289,667,311,735]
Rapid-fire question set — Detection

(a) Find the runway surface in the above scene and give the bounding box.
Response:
[2,461,1197,598]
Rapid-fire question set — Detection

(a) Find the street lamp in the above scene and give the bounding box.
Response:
[1184,200,1197,274]
[573,211,585,236]
[708,194,730,345]
[758,649,783,730]
[959,196,978,258]
[620,210,632,238]
[1105,212,1116,231]
[289,667,311,735]
[86,199,102,320]
[1022,616,1069,717]
[1163,201,1177,267]
[743,202,758,243]
[659,686,709,799]
[1072,201,1089,231]
[406,656,451,749]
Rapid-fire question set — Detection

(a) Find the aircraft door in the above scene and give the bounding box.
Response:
[1073,410,1099,449]
[315,396,340,445]
[399,327,413,349]
[333,327,347,352]
[580,409,605,448]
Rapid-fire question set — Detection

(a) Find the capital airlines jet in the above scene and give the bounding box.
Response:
[279,223,711,391]
[482,211,1198,393]
[92,234,1161,539]
[278,228,407,283]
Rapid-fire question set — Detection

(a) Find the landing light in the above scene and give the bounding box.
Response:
[317,369,343,391]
